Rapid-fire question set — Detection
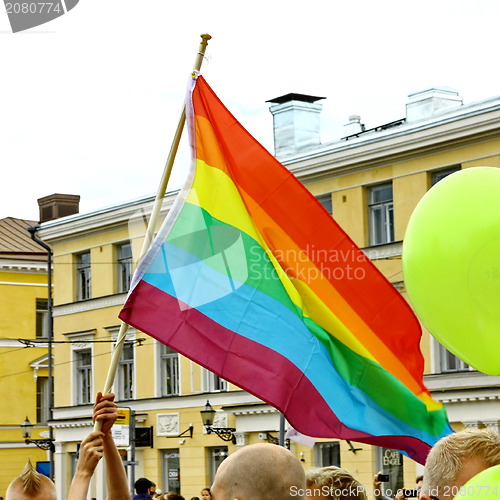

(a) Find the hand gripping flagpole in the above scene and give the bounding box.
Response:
[94,33,212,431]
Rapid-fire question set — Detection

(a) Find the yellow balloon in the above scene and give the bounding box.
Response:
[453,465,500,500]
[402,167,500,375]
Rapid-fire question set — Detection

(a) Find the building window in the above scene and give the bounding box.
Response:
[117,242,133,293]
[316,194,333,215]
[117,342,134,400]
[439,345,470,372]
[203,369,228,392]
[76,252,91,300]
[162,449,181,494]
[208,447,228,485]
[36,377,49,424]
[161,345,180,396]
[376,448,404,497]
[36,299,48,339]
[315,442,340,467]
[368,183,394,245]
[431,166,460,185]
[76,349,92,404]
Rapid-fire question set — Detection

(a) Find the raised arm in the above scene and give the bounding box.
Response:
[67,431,105,500]
[93,392,130,500]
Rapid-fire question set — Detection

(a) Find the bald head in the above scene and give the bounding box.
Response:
[211,443,306,500]
[6,461,56,500]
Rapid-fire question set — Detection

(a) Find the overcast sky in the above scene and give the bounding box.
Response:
[2,0,499,221]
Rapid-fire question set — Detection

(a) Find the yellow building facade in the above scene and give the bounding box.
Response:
[0,217,51,494]
[37,87,500,499]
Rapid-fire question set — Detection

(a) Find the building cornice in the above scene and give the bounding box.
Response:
[287,105,500,183]
[52,419,93,429]
[439,393,500,405]
[362,241,402,260]
[0,258,47,274]
[52,391,260,422]
[54,294,127,317]
[226,404,279,416]
[425,370,500,391]
[38,190,179,244]
[425,372,500,409]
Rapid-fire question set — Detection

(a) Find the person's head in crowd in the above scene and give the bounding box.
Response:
[5,460,57,500]
[211,443,306,500]
[305,466,367,500]
[200,489,211,500]
[149,484,157,498]
[164,493,184,500]
[421,428,500,500]
[135,478,154,496]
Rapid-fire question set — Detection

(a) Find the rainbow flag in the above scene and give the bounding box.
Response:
[119,73,452,464]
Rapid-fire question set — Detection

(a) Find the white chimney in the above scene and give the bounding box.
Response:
[406,87,462,122]
[267,93,325,159]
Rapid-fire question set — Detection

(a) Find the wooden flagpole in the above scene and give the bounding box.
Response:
[94,34,211,430]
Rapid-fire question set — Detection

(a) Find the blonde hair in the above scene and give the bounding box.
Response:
[422,428,500,495]
[306,466,367,500]
[6,460,56,500]
[20,460,42,495]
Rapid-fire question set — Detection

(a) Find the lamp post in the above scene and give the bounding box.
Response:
[200,400,236,444]
[21,417,55,452]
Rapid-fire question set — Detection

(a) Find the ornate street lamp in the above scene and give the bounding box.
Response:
[21,417,55,452]
[200,400,236,444]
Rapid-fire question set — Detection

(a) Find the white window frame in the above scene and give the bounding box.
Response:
[117,341,135,401]
[36,377,49,424]
[434,340,473,373]
[75,348,93,405]
[117,242,133,294]
[67,331,95,406]
[315,441,340,467]
[106,326,137,401]
[36,298,48,339]
[368,183,394,246]
[76,251,91,300]
[203,368,228,392]
[160,344,180,396]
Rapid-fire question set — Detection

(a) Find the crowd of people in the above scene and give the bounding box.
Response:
[130,478,212,500]
[4,395,500,500]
